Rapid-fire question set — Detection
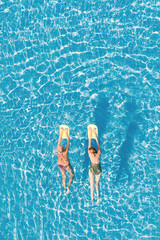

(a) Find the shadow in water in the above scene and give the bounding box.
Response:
[115,100,139,183]
[83,94,110,180]
[115,121,138,183]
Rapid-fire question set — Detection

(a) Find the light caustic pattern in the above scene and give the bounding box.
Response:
[0,0,160,239]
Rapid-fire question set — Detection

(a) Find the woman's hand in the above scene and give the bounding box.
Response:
[92,128,97,139]
[88,128,92,138]
[60,128,64,136]
[64,128,69,136]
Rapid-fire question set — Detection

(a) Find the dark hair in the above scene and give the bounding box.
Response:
[89,147,97,153]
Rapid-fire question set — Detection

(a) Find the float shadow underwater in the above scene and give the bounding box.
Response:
[115,101,139,184]
[83,94,110,181]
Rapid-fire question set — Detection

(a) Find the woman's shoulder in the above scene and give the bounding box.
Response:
[96,149,101,156]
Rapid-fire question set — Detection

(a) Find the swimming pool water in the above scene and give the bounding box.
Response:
[0,0,160,239]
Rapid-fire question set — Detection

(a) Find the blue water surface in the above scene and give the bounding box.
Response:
[0,0,160,239]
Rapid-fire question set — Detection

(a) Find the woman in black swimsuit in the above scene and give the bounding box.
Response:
[57,128,74,194]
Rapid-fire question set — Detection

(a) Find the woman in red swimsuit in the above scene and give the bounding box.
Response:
[57,128,74,194]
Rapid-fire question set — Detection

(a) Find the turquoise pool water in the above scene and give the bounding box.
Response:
[0,0,160,239]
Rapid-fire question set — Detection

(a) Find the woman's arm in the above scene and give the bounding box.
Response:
[65,129,70,153]
[93,129,101,154]
[96,136,101,151]
[88,128,92,150]
[57,128,63,150]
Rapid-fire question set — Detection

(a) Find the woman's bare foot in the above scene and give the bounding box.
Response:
[96,198,99,205]
[65,187,69,194]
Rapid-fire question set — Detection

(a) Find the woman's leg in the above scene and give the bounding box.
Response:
[58,167,66,190]
[66,165,74,193]
[89,169,94,202]
[95,173,101,205]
